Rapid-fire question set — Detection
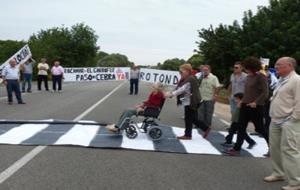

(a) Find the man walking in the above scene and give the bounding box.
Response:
[129,65,140,95]
[198,65,221,127]
[20,58,35,93]
[228,61,247,116]
[2,59,25,105]
[37,58,49,91]
[264,57,300,190]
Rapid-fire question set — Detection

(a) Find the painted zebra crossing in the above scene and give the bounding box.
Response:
[0,121,268,158]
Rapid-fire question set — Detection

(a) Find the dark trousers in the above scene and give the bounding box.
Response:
[52,75,62,91]
[198,100,215,126]
[263,100,271,139]
[225,122,256,145]
[234,104,269,151]
[22,73,32,92]
[130,79,139,95]
[37,75,49,91]
[6,80,22,103]
[184,106,209,137]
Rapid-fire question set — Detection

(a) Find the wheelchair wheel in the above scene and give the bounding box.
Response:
[125,124,138,139]
[147,126,163,141]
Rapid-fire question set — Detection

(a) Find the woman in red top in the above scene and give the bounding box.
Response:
[106,82,165,132]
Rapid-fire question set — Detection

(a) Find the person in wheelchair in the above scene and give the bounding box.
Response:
[106,82,165,133]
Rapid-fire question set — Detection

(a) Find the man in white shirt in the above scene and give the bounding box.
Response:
[264,57,300,190]
[37,58,49,91]
[2,59,25,105]
[198,65,221,127]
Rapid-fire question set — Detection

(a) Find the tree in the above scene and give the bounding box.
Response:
[187,54,205,69]
[196,0,300,83]
[0,40,26,63]
[28,23,99,67]
[97,53,134,67]
[157,58,185,71]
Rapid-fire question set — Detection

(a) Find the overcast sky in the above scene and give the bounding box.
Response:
[0,0,269,65]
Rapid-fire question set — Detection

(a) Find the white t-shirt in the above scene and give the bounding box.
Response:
[37,63,49,75]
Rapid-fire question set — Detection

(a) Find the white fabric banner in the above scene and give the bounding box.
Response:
[139,68,180,86]
[63,67,181,85]
[0,44,32,71]
[63,67,130,82]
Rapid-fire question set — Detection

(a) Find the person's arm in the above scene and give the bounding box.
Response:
[172,83,191,97]
[2,67,7,85]
[60,66,64,77]
[291,77,300,121]
[213,76,221,100]
[45,64,49,71]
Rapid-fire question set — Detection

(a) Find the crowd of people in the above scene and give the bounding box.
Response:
[1,55,299,189]
[1,58,65,105]
[110,56,299,190]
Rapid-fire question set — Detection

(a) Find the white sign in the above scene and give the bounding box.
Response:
[63,67,130,82]
[260,58,270,66]
[139,68,180,86]
[0,44,32,71]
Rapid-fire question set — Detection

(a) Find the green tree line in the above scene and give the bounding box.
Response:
[196,0,300,83]
[0,23,133,68]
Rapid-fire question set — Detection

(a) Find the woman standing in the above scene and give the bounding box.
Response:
[37,58,49,91]
[226,57,269,156]
[165,63,210,140]
[51,61,64,92]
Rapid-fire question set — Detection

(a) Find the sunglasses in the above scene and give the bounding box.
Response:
[234,67,240,69]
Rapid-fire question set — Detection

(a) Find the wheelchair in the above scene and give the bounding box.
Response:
[121,99,165,141]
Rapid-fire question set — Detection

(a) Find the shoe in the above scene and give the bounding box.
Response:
[202,127,211,139]
[247,142,257,149]
[264,175,285,182]
[129,93,133,95]
[8,102,13,105]
[18,102,26,104]
[177,135,192,140]
[27,90,32,93]
[224,148,240,156]
[221,142,233,147]
[106,124,119,133]
[282,185,300,190]
[22,90,25,93]
[263,151,270,157]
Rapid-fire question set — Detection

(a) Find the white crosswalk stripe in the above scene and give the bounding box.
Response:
[0,122,268,158]
[0,124,48,144]
[54,124,100,146]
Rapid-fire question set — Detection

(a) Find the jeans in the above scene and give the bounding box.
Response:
[234,104,269,151]
[229,98,237,118]
[37,75,49,91]
[52,75,62,91]
[225,122,256,145]
[116,108,137,130]
[198,100,215,126]
[184,106,209,137]
[6,80,23,103]
[22,73,32,92]
[130,79,139,95]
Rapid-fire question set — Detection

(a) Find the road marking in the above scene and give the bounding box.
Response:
[213,114,230,126]
[219,118,230,126]
[0,81,125,184]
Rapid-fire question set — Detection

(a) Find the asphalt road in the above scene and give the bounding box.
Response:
[0,81,284,190]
